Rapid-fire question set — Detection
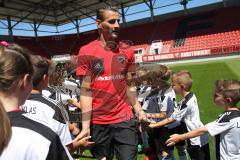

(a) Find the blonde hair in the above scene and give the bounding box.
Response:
[215,80,240,106]
[0,101,11,154]
[172,70,192,91]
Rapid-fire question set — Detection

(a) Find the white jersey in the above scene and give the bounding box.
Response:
[62,79,80,101]
[138,85,151,103]
[205,110,240,160]
[42,86,71,105]
[162,87,180,129]
[142,87,179,126]
[171,92,208,146]
[42,87,52,97]
[142,88,166,122]
[1,111,70,160]
[21,93,72,146]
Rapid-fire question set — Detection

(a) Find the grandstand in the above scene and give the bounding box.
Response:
[0,0,239,64]
[137,5,240,63]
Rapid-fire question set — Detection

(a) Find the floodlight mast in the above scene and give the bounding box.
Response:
[180,0,189,15]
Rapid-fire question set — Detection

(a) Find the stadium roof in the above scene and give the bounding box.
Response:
[0,0,145,26]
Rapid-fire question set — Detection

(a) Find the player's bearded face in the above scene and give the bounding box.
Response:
[100,11,120,41]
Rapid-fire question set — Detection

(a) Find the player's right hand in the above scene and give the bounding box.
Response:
[137,110,156,123]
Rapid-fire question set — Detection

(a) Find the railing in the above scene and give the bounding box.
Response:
[142,45,240,62]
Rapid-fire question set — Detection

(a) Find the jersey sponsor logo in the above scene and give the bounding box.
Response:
[96,74,125,81]
[21,106,37,114]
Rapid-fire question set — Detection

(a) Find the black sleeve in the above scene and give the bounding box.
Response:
[46,135,70,160]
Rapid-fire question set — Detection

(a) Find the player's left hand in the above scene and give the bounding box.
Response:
[137,110,155,123]
[166,134,181,146]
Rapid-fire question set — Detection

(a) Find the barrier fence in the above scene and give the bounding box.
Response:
[142,45,240,62]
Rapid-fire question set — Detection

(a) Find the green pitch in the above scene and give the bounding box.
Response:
[170,58,240,123]
[167,58,240,159]
[78,58,240,160]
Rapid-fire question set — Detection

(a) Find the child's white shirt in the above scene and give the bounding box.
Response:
[171,92,208,146]
[205,110,240,160]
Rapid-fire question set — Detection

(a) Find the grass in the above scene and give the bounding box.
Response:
[168,58,240,159]
[76,58,240,160]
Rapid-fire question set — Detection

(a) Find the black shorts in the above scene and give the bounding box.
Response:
[187,143,210,160]
[90,118,138,160]
[168,125,186,146]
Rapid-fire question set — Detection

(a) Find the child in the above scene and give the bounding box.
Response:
[149,70,210,160]
[64,69,81,103]
[21,55,94,153]
[136,66,154,159]
[141,66,187,160]
[0,42,70,159]
[42,60,82,138]
[137,66,152,106]
[43,62,71,105]
[166,80,240,160]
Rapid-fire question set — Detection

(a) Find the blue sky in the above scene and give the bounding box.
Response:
[0,0,222,37]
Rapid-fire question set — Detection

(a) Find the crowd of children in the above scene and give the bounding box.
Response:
[0,42,93,159]
[136,66,187,160]
[136,65,240,160]
[0,41,239,160]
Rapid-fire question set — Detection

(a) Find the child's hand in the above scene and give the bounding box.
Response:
[166,134,182,146]
[148,122,157,128]
[78,136,95,147]
[71,132,95,149]
[146,113,155,119]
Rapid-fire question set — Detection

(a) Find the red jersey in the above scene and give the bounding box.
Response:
[77,40,135,124]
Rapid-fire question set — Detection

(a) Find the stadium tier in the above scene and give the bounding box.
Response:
[13,6,240,62]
